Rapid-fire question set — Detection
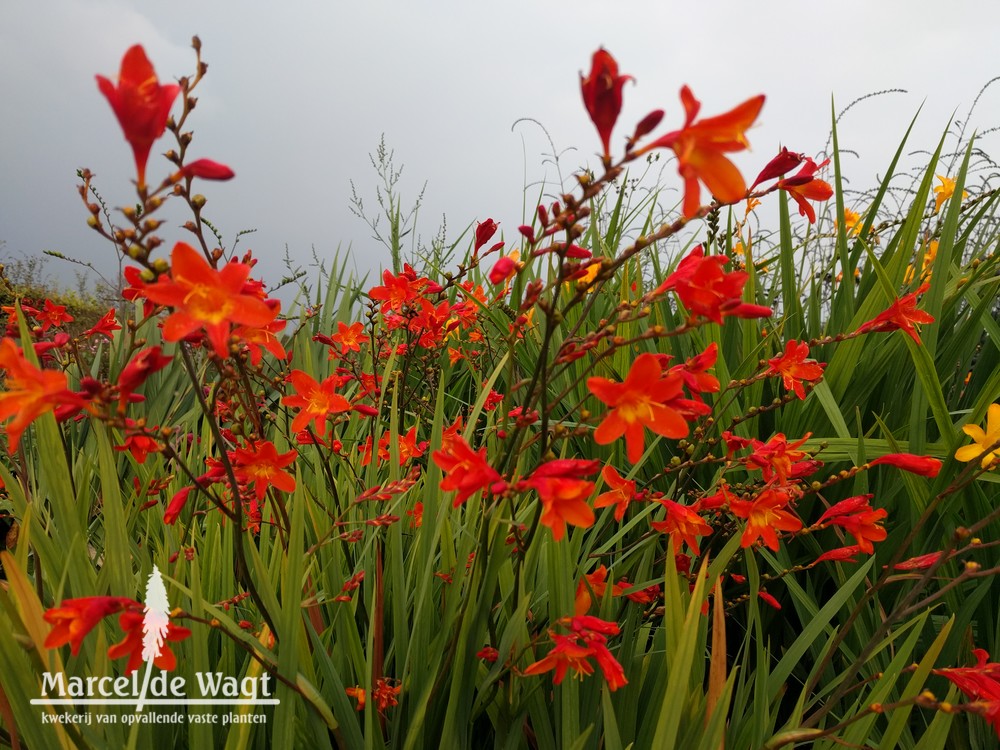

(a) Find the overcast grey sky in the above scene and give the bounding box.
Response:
[2,1,998,297]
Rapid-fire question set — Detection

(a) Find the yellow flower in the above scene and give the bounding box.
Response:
[732,241,745,257]
[955,403,1000,469]
[564,260,602,292]
[904,240,938,284]
[933,175,968,214]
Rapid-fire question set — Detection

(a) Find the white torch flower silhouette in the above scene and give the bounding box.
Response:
[135,565,170,712]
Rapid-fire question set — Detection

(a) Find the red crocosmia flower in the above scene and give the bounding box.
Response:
[368,266,427,313]
[43,596,135,654]
[372,678,402,711]
[122,266,156,317]
[816,494,887,553]
[758,590,782,610]
[231,441,298,500]
[750,147,805,190]
[815,545,866,564]
[140,242,277,359]
[934,650,1000,739]
[84,308,121,339]
[636,86,765,217]
[477,646,500,663]
[625,584,660,604]
[651,498,713,555]
[594,464,636,522]
[580,48,632,161]
[856,282,935,345]
[777,157,834,224]
[693,480,737,512]
[115,429,161,464]
[868,452,942,477]
[767,340,825,399]
[629,109,665,147]
[746,433,811,485]
[116,345,172,411]
[37,300,74,331]
[892,551,944,570]
[107,608,192,674]
[96,45,181,189]
[521,459,601,542]
[654,246,772,324]
[330,321,366,355]
[0,338,88,453]
[730,488,802,551]
[672,342,720,395]
[178,158,235,181]
[489,255,520,286]
[524,634,596,684]
[588,353,691,463]
[280,370,352,437]
[474,218,499,252]
[164,486,193,525]
[432,434,503,507]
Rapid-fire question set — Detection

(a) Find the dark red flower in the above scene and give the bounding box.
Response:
[580,49,632,161]
[178,158,235,181]
[750,147,805,190]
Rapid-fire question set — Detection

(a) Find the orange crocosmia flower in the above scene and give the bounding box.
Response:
[96,45,181,189]
[0,338,87,453]
[432,434,503,507]
[395,426,428,465]
[745,433,811,485]
[587,353,690,464]
[637,86,765,218]
[593,464,636,522]
[521,459,600,542]
[856,282,934,345]
[345,686,366,711]
[650,499,712,556]
[140,242,277,359]
[107,608,192,674]
[654,246,772,324]
[815,494,887,554]
[281,369,352,437]
[730,488,802,551]
[43,596,135,654]
[331,321,366,354]
[574,565,630,616]
[767,340,825,399]
[233,318,287,366]
[776,157,834,224]
[580,48,632,161]
[231,441,298,500]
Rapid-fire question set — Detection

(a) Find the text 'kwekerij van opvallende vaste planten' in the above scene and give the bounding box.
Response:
[0,38,998,749]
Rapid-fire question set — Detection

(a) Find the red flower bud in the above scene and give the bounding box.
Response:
[179,158,236,181]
